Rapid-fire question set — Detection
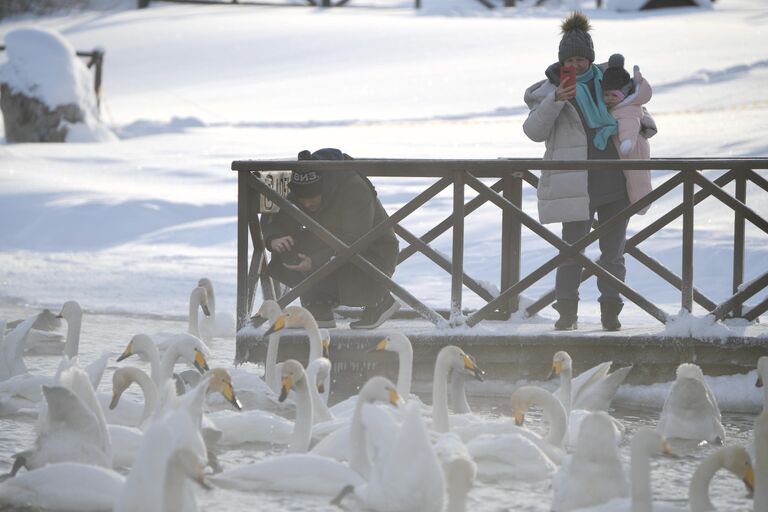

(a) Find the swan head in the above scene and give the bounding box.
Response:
[254,300,282,325]
[197,277,214,296]
[110,367,139,409]
[369,332,412,355]
[552,351,573,376]
[713,445,754,492]
[56,300,82,321]
[207,368,242,410]
[360,375,401,407]
[307,357,331,394]
[191,346,210,374]
[169,447,211,490]
[631,428,673,457]
[510,385,548,426]
[190,285,210,317]
[319,328,331,359]
[264,306,316,337]
[439,345,484,382]
[279,359,307,402]
[756,356,768,387]
[117,333,154,362]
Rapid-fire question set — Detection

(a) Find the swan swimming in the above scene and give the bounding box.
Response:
[657,363,725,444]
[197,278,236,339]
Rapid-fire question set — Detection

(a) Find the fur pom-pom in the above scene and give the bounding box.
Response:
[561,12,591,34]
[608,53,625,69]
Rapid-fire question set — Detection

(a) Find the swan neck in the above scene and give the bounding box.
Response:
[308,371,333,423]
[446,480,469,512]
[450,371,472,415]
[432,353,451,433]
[538,390,567,447]
[188,297,199,337]
[163,459,190,512]
[688,452,720,512]
[756,419,768,511]
[64,311,82,359]
[349,395,371,479]
[560,366,572,414]
[306,324,322,362]
[629,444,653,512]
[264,333,281,390]
[289,379,313,453]
[133,370,160,423]
[396,344,413,398]
[160,344,183,385]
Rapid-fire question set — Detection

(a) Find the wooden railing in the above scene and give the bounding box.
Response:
[232,158,768,330]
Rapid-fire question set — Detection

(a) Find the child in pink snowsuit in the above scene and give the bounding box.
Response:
[602,54,653,214]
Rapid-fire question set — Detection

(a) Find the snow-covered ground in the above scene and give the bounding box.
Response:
[1,0,767,333]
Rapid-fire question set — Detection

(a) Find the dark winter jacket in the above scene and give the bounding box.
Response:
[262,150,399,306]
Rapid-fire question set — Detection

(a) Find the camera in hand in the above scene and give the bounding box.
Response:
[283,250,303,266]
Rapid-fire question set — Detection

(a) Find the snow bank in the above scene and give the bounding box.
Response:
[0,27,115,142]
[661,309,735,340]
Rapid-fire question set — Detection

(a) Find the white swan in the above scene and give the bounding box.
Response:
[552,411,629,512]
[6,308,63,355]
[256,299,283,390]
[657,363,725,444]
[337,401,445,512]
[756,356,768,411]
[197,277,236,339]
[102,366,160,427]
[211,376,401,495]
[371,332,414,398]
[432,345,484,433]
[553,350,631,413]
[264,306,330,364]
[0,408,209,512]
[186,284,211,339]
[753,410,767,511]
[57,300,83,358]
[568,428,675,512]
[208,359,311,451]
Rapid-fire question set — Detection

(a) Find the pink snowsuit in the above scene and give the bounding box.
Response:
[609,66,653,215]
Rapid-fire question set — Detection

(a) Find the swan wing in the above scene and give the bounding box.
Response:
[467,433,556,482]
[572,366,632,412]
[207,409,293,446]
[211,453,363,495]
[0,462,123,511]
[0,314,37,379]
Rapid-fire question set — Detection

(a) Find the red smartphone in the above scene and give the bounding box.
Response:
[560,66,576,89]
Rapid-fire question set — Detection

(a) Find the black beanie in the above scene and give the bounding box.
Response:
[290,148,348,198]
[602,54,633,94]
[559,12,595,63]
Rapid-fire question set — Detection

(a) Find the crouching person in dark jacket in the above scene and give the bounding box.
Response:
[262,148,400,329]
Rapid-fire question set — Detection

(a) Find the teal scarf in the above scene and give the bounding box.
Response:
[574,65,617,150]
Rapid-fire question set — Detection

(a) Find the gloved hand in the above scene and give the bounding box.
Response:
[620,139,634,156]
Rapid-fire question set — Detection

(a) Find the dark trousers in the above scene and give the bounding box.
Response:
[555,197,630,304]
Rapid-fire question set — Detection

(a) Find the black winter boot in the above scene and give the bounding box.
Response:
[600,301,624,331]
[553,300,578,331]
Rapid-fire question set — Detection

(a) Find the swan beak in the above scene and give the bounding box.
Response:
[744,464,754,493]
[757,375,764,388]
[223,382,242,411]
[551,361,563,378]
[116,342,133,362]
[201,303,211,317]
[463,354,484,382]
[109,391,121,410]
[194,350,210,373]
[661,439,674,457]
[317,382,325,394]
[514,409,525,426]
[388,388,401,406]
[322,339,330,360]
[368,338,387,353]
[264,315,286,337]
[279,375,293,402]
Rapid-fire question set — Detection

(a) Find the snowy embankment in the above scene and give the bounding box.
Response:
[0,0,767,328]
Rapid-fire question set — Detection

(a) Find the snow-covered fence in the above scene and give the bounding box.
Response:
[232,158,768,330]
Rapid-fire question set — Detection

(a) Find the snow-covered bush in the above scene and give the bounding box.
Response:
[0,27,116,142]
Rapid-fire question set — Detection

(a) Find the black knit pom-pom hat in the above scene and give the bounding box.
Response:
[559,12,594,63]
